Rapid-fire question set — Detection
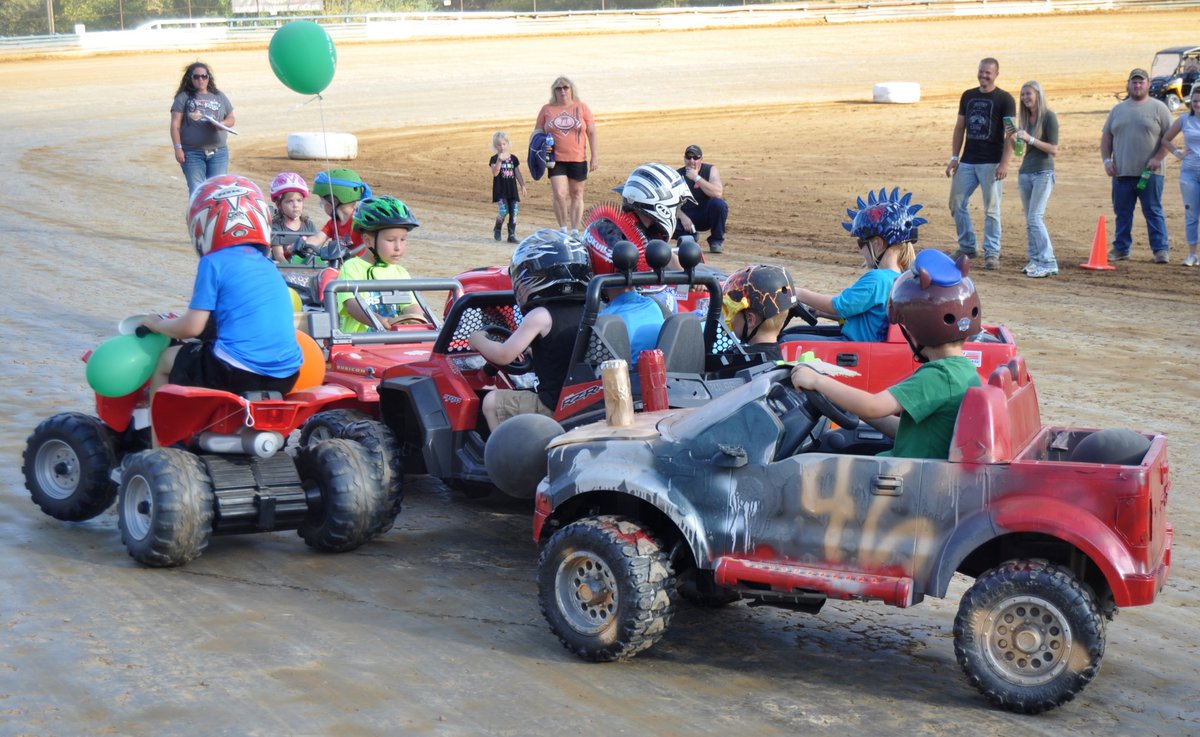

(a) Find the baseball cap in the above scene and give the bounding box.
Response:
[1128,68,1149,80]
[684,144,703,158]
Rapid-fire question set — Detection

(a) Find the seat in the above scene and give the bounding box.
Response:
[655,312,704,373]
[592,314,631,365]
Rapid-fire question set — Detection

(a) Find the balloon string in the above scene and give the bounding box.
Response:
[287,93,324,111]
[317,94,343,248]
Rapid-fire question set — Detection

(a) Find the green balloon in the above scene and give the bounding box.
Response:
[85,332,170,398]
[269,21,337,95]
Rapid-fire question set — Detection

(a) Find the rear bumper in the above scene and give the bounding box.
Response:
[1119,522,1173,607]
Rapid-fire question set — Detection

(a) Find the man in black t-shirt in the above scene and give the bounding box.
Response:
[945,58,1016,271]
[675,144,729,254]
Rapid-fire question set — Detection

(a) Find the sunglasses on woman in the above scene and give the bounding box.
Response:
[192,73,209,80]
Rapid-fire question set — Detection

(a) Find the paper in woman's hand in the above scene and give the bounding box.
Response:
[203,115,237,135]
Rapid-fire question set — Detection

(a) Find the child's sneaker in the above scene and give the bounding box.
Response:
[1183,253,1199,267]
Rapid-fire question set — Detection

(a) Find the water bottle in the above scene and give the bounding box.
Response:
[544,133,555,168]
[1136,167,1153,191]
[1004,116,1024,156]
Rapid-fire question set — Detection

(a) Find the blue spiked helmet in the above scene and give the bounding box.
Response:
[842,187,928,247]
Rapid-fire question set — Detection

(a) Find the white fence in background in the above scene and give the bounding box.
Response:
[2,0,1196,57]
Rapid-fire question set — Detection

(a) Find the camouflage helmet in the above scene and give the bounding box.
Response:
[843,187,928,248]
[888,249,981,359]
[509,228,593,311]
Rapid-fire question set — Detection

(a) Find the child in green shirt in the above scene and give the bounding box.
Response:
[791,249,982,459]
[335,196,427,333]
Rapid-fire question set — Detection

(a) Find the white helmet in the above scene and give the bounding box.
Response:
[612,162,695,239]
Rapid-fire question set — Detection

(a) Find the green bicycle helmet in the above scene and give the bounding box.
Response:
[312,168,371,205]
[353,196,420,233]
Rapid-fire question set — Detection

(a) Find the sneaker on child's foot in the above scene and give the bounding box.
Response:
[1183,253,1199,267]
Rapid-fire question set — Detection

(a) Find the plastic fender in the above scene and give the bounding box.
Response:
[542,444,714,565]
[151,385,246,448]
[936,495,1143,607]
[152,383,358,448]
[377,374,452,478]
[929,510,999,598]
[95,387,143,433]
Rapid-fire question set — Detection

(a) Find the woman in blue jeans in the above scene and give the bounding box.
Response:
[1009,81,1059,278]
[1151,85,1200,267]
[169,61,235,194]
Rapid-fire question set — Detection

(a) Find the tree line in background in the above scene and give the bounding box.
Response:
[1,0,747,37]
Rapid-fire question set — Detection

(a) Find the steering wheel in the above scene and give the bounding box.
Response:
[477,324,533,375]
[388,314,433,328]
[790,302,819,327]
[787,365,860,428]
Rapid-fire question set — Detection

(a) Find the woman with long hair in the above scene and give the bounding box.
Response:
[169,61,236,194]
[1151,85,1200,266]
[1009,81,1060,278]
[533,76,598,236]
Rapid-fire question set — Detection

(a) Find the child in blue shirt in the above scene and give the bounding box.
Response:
[142,175,303,444]
[793,187,926,342]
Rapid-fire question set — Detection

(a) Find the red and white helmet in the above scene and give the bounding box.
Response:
[187,175,273,257]
[269,171,309,201]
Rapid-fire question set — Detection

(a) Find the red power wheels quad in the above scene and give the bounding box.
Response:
[23,341,393,568]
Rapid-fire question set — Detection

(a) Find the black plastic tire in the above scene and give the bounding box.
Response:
[537,515,676,662]
[117,448,215,568]
[297,409,371,447]
[296,438,382,553]
[954,559,1105,713]
[341,419,403,535]
[23,412,118,521]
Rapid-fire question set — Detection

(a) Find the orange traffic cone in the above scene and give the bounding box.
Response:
[1080,215,1116,271]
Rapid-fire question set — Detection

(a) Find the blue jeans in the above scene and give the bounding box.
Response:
[948,162,1003,258]
[679,198,729,245]
[1111,174,1168,256]
[1179,167,1200,245]
[1018,169,1057,269]
[180,146,230,194]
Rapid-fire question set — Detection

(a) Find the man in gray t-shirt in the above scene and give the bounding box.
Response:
[1100,68,1173,262]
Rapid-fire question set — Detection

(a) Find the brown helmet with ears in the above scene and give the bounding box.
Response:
[887,249,981,361]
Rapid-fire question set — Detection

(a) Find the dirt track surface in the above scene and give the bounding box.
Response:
[2,11,1199,736]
